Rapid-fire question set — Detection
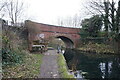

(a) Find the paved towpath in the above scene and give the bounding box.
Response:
[39,50,60,78]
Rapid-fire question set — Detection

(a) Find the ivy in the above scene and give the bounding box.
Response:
[2,48,25,66]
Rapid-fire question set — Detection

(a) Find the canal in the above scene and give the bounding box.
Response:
[63,49,120,79]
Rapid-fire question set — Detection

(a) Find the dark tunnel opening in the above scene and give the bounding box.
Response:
[56,36,74,48]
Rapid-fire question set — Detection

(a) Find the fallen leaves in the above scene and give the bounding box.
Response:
[2,51,43,78]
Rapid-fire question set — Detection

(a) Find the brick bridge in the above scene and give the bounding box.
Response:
[25,20,80,50]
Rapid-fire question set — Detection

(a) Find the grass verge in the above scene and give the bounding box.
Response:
[57,54,75,79]
[2,50,43,78]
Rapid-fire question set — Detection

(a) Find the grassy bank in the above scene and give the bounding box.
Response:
[57,54,75,79]
[2,51,43,78]
[78,42,115,54]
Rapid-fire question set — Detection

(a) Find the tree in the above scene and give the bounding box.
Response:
[85,0,120,37]
[81,15,103,37]
[72,14,81,28]
[103,0,109,35]
[80,19,89,38]
[116,0,120,33]
[3,0,24,24]
[0,0,7,18]
[89,15,103,37]
[57,14,81,28]
[0,1,6,12]
[84,0,120,53]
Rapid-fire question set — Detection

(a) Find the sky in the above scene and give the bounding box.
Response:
[24,0,88,26]
[1,0,119,27]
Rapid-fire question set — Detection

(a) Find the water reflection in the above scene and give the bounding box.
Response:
[64,49,120,79]
[99,62,113,79]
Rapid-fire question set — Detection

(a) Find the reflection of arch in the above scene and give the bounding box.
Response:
[56,36,74,48]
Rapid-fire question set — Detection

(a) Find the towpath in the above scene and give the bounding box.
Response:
[39,50,60,78]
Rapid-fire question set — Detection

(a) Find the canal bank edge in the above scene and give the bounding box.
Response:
[76,42,120,55]
[57,54,75,79]
[76,49,120,55]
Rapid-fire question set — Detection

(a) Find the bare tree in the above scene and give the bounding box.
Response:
[0,1,6,12]
[0,0,7,18]
[72,14,81,28]
[4,0,24,24]
[57,14,81,28]
[57,18,63,26]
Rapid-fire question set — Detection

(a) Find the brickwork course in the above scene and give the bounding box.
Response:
[25,20,80,50]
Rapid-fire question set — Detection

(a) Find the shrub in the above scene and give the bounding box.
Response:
[2,48,25,65]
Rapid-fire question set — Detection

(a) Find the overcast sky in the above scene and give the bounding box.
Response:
[1,0,118,27]
[24,0,88,26]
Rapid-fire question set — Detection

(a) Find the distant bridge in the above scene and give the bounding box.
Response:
[25,20,80,51]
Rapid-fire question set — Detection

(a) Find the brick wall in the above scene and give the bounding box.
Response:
[25,20,80,50]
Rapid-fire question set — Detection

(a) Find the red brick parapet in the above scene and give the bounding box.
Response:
[25,20,80,51]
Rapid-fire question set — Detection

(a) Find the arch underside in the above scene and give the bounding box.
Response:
[56,36,74,48]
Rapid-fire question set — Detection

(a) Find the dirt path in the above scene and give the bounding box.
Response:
[39,50,60,78]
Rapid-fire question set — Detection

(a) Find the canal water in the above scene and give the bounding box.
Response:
[63,49,120,79]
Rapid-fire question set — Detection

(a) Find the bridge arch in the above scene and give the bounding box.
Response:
[25,20,80,51]
[56,36,74,48]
